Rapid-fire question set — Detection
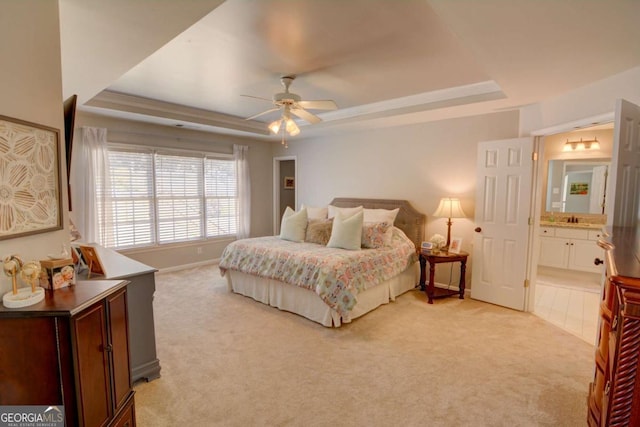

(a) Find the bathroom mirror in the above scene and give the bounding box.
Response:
[545,158,610,214]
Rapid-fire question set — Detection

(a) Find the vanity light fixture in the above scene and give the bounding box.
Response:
[563,137,601,152]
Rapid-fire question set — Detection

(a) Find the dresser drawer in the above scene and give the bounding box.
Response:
[111,394,135,427]
[540,227,555,236]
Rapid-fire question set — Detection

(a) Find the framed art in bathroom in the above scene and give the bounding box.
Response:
[0,115,62,240]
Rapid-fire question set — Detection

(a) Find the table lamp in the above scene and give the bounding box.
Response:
[433,197,466,251]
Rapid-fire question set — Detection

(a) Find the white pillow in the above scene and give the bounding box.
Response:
[327,211,363,250]
[363,207,399,225]
[327,205,363,219]
[279,207,308,242]
[301,204,328,220]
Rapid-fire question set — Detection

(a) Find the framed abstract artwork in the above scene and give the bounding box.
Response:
[0,115,62,240]
[284,176,295,189]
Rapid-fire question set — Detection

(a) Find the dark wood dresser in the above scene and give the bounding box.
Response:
[588,226,640,426]
[77,244,161,383]
[0,280,136,427]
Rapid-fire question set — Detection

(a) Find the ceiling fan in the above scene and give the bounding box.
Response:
[243,75,337,137]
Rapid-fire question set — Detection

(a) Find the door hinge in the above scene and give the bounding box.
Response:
[532,152,538,161]
[528,217,533,226]
[524,279,530,288]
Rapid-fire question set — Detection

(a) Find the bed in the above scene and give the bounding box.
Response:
[219,198,426,327]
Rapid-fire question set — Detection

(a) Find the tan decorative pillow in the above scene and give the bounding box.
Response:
[305,219,333,245]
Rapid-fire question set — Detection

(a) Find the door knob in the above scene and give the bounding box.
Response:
[594,258,604,266]
[474,227,482,233]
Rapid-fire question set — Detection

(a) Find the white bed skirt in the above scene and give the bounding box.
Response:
[225,262,419,327]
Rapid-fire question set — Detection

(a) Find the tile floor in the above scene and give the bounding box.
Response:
[533,267,603,345]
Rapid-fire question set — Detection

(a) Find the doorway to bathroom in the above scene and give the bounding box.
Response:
[532,123,613,344]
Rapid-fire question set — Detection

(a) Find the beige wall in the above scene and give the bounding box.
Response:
[273,111,520,285]
[74,112,274,270]
[0,2,71,295]
[520,66,640,135]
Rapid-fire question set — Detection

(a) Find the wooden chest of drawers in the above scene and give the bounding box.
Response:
[588,227,640,426]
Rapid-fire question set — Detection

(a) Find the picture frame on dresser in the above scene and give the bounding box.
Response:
[449,237,463,254]
[79,245,105,278]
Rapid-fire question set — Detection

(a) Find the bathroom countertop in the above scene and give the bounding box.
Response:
[540,221,604,230]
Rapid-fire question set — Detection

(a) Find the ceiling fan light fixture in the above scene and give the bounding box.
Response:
[243,75,338,145]
[285,118,300,136]
[268,119,282,134]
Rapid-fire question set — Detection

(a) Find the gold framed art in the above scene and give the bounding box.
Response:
[0,115,62,240]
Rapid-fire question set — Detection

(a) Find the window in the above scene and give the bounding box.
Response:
[100,147,236,249]
[205,157,237,237]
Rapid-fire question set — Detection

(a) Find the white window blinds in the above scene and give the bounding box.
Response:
[101,147,237,250]
[103,149,155,249]
[205,157,237,237]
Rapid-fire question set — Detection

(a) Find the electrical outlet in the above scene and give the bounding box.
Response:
[196,247,202,255]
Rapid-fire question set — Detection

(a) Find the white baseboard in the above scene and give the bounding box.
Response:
[157,258,219,274]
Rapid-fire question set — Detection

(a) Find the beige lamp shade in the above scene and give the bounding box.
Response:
[432,197,466,251]
[433,197,466,219]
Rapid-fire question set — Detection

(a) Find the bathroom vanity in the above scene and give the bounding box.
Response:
[538,222,605,274]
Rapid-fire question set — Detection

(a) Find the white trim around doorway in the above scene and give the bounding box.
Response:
[273,155,297,235]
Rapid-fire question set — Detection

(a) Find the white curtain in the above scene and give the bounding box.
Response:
[69,127,111,244]
[234,144,251,239]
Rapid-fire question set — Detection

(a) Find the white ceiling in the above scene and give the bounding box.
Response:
[59,0,640,139]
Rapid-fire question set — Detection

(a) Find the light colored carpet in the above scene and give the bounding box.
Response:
[134,264,594,426]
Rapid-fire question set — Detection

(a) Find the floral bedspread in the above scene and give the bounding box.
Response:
[219,228,417,318]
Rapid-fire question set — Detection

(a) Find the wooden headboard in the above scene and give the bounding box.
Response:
[329,198,426,247]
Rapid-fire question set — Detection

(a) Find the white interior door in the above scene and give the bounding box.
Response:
[607,99,640,227]
[471,137,534,310]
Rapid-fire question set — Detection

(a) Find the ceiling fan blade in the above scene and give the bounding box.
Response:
[245,108,280,121]
[290,107,322,124]
[241,94,273,103]
[297,100,337,110]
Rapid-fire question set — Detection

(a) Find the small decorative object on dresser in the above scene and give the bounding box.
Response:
[40,258,75,290]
